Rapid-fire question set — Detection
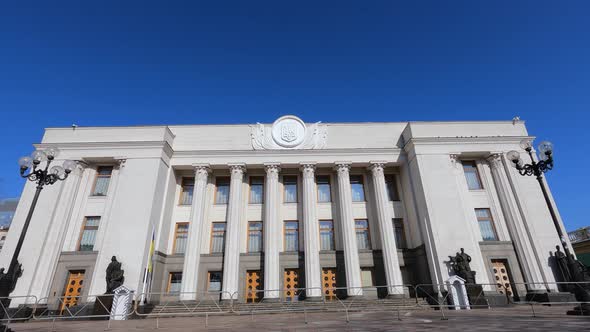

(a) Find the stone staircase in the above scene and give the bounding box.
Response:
[146,298,430,316]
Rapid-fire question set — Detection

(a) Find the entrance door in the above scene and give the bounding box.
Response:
[322,268,337,301]
[245,270,262,303]
[283,269,300,301]
[492,260,514,298]
[60,271,85,313]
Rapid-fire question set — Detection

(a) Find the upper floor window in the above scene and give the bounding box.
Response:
[215,177,230,204]
[284,221,299,252]
[385,175,400,201]
[475,208,498,241]
[350,175,365,202]
[249,177,264,204]
[248,221,263,253]
[462,161,483,190]
[393,218,407,249]
[319,220,335,251]
[92,166,113,196]
[355,219,371,250]
[179,177,194,205]
[210,222,226,253]
[173,222,189,254]
[283,176,298,203]
[317,175,332,203]
[78,216,100,251]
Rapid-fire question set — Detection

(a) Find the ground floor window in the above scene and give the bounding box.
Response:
[167,272,182,293]
[360,268,374,287]
[208,271,223,292]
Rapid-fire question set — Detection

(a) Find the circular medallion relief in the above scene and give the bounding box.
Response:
[271,115,306,148]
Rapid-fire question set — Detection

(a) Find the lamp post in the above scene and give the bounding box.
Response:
[506,140,569,254]
[0,148,76,302]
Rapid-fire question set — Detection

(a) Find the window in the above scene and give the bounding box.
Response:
[475,209,498,241]
[0,236,5,241]
[319,220,335,251]
[167,272,182,293]
[284,221,299,252]
[385,175,400,201]
[92,166,113,196]
[210,222,226,253]
[355,219,371,250]
[173,223,189,254]
[215,177,230,204]
[179,177,194,205]
[316,175,332,202]
[350,175,365,202]
[361,268,375,287]
[463,161,483,190]
[283,176,298,203]
[393,218,407,249]
[208,271,223,292]
[249,177,264,204]
[78,217,100,251]
[248,221,263,253]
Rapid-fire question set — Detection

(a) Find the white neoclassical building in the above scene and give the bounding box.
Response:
[0,116,572,306]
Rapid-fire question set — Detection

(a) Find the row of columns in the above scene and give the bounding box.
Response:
[180,162,405,300]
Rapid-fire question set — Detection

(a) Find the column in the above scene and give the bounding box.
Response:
[221,163,246,300]
[264,163,281,299]
[369,162,405,296]
[301,163,323,299]
[334,162,363,296]
[180,164,210,300]
[487,154,547,291]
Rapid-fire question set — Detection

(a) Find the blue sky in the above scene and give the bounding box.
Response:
[0,1,588,230]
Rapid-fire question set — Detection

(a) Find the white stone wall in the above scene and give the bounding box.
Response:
[0,118,570,305]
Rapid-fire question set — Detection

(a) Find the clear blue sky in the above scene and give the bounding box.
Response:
[0,1,588,231]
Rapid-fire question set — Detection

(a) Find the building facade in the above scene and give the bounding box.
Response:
[0,116,571,306]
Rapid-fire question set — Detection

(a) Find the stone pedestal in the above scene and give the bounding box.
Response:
[92,295,114,317]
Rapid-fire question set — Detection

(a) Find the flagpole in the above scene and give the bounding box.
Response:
[140,226,155,304]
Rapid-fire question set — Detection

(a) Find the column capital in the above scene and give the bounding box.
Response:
[486,153,504,169]
[368,161,387,175]
[228,163,246,176]
[193,164,211,180]
[264,163,281,180]
[300,162,316,179]
[334,162,352,175]
[264,162,281,172]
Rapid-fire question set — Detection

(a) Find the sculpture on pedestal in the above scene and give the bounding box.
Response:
[449,248,485,306]
[449,248,476,284]
[554,246,590,315]
[106,256,125,294]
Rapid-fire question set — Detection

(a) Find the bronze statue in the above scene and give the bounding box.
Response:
[449,248,476,284]
[554,246,590,314]
[105,256,124,294]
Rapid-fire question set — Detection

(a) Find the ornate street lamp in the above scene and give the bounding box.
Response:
[508,140,590,313]
[0,149,76,301]
[506,140,567,252]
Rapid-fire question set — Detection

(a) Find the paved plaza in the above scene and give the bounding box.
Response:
[5,305,590,331]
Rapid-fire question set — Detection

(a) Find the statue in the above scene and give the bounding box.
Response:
[0,263,23,297]
[449,248,476,284]
[105,256,124,294]
[553,246,590,314]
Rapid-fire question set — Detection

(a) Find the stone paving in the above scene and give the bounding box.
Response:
[6,305,590,331]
